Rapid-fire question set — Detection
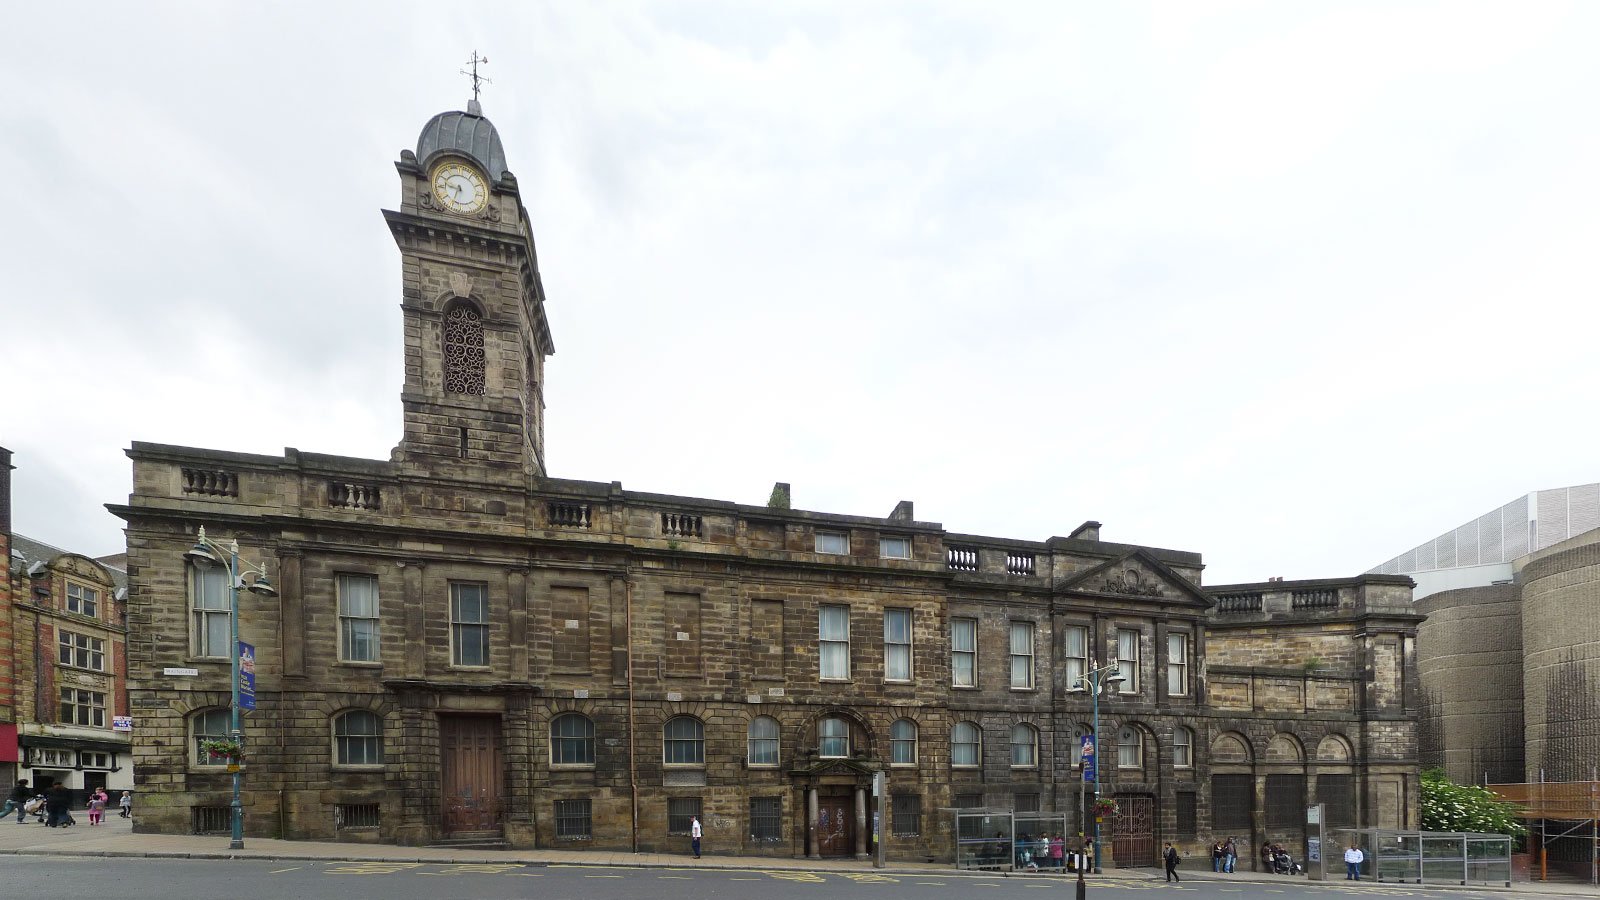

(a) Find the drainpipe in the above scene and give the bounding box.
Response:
[627,576,638,854]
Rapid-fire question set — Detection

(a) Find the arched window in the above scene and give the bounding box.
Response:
[1010,723,1038,768]
[442,302,486,395]
[748,716,780,767]
[952,722,981,767]
[664,716,704,765]
[1173,726,1193,768]
[192,708,231,766]
[551,713,595,766]
[818,716,850,758]
[890,719,918,766]
[333,710,384,766]
[1117,725,1144,768]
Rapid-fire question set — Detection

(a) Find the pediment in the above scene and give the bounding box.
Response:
[792,757,877,778]
[1057,549,1212,607]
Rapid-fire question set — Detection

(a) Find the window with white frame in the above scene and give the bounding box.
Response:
[337,573,380,663]
[551,713,595,766]
[449,582,489,667]
[747,716,779,767]
[819,605,850,680]
[1116,628,1140,693]
[951,721,981,767]
[1063,624,1088,690]
[663,716,705,765]
[81,751,112,769]
[1173,725,1193,768]
[890,718,918,765]
[66,582,99,618]
[59,688,105,727]
[879,535,911,559]
[1009,621,1035,689]
[190,565,230,658]
[192,708,231,766]
[1117,725,1143,768]
[58,631,104,671]
[1167,632,1188,696]
[818,716,850,758]
[333,709,384,766]
[951,617,976,687]
[815,530,849,554]
[884,608,912,681]
[1010,723,1038,767]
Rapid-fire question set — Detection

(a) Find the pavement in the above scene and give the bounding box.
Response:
[0,816,1593,897]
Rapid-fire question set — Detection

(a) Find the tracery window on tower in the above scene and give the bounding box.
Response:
[442,301,487,395]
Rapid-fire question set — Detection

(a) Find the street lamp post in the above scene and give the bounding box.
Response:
[183,526,276,850]
[1071,659,1125,875]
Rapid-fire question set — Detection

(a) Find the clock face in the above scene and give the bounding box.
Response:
[431,162,488,214]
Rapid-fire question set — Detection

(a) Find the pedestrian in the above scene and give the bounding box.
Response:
[45,784,71,828]
[1,780,28,823]
[87,791,106,825]
[1082,835,1095,871]
[119,791,132,819]
[690,815,702,858]
[1344,843,1364,880]
[1211,840,1225,872]
[1050,833,1065,869]
[1164,842,1182,882]
[1223,836,1237,873]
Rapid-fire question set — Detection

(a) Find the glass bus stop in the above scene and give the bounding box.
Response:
[1332,828,1512,886]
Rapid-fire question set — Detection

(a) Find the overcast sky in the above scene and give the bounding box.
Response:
[3,2,1598,584]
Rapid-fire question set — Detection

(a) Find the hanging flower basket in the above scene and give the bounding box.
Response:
[1092,798,1118,816]
[200,739,243,762]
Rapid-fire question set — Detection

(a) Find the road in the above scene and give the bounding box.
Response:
[0,856,1504,900]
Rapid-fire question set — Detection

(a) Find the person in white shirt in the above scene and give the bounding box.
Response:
[1344,844,1365,880]
[690,816,702,858]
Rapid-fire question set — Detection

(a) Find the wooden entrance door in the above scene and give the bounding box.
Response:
[817,795,855,856]
[440,715,503,836]
[1112,795,1156,867]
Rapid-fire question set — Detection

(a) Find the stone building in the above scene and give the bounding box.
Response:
[0,447,133,800]
[110,99,1420,864]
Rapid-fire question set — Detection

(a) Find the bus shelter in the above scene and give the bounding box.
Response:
[954,810,1072,872]
[1333,828,1512,886]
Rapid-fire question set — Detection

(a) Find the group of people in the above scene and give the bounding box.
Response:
[1208,837,1240,872]
[1,780,130,827]
[1013,832,1075,870]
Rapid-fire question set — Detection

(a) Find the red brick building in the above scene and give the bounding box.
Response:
[0,448,132,801]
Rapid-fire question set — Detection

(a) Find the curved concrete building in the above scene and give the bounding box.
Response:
[1520,543,1600,781]
[1415,585,1523,783]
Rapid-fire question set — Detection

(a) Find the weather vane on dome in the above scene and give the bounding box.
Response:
[461,51,491,104]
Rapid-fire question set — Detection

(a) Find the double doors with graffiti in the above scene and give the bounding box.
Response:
[817,794,856,856]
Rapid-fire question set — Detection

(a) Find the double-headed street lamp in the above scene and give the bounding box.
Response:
[183,526,276,850]
[1070,659,1125,875]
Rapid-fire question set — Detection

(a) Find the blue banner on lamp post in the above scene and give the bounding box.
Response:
[238,641,256,711]
[1081,734,1096,782]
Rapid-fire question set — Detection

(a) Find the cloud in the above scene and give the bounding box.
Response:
[3,1,1599,581]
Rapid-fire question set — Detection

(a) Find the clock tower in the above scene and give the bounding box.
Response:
[385,99,552,481]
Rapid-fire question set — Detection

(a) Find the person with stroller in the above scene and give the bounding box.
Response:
[45,783,74,827]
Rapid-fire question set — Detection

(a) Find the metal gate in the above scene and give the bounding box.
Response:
[440,715,503,836]
[1113,795,1156,867]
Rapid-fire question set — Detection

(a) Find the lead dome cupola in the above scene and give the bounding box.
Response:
[416,99,508,181]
